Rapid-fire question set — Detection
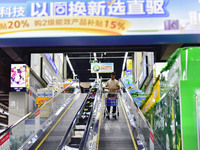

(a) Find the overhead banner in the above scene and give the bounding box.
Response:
[0,0,200,37]
[91,63,114,73]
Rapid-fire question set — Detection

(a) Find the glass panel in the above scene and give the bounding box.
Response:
[0,80,79,150]
[120,82,163,150]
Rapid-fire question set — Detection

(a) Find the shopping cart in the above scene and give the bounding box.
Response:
[103,90,119,120]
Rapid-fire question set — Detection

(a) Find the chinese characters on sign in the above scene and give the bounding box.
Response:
[0,0,168,19]
[0,16,131,35]
[31,0,168,17]
[0,6,25,18]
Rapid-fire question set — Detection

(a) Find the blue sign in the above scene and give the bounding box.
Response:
[125,69,132,75]
[0,0,169,19]
[45,53,57,73]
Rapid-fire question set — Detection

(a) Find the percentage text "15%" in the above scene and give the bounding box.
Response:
[105,20,125,30]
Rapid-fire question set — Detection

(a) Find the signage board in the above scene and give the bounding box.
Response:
[127,59,132,70]
[91,63,114,73]
[125,69,132,75]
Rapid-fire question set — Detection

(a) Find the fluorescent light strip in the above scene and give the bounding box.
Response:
[55,106,65,116]
[66,55,76,79]
[121,52,128,78]
[93,53,99,80]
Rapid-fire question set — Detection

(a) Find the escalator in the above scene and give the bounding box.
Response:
[0,80,100,150]
[53,79,163,150]
[77,80,163,150]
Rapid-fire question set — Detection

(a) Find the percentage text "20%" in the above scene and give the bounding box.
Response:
[8,20,30,29]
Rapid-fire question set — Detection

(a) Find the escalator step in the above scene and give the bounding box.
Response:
[68,137,82,148]
[74,129,85,131]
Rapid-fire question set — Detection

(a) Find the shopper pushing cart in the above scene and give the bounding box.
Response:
[104,72,120,119]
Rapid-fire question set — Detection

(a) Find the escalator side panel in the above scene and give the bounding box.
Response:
[31,94,87,150]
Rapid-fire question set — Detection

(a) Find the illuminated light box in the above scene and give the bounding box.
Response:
[91,63,114,73]
[10,64,30,92]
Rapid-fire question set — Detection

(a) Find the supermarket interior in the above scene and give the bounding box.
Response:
[1,0,200,150]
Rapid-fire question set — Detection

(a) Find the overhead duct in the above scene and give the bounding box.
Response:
[1,48,23,62]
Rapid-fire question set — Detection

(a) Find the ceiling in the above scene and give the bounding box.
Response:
[67,52,133,81]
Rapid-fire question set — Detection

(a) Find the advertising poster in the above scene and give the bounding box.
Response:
[10,64,27,92]
[127,59,132,70]
[1,0,200,37]
[91,63,113,73]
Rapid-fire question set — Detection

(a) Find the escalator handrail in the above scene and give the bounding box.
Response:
[79,81,102,150]
[79,105,94,150]
[119,79,155,133]
[120,79,164,149]
[0,80,79,137]
[57,86,94,150]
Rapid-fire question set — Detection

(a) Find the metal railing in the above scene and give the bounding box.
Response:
[120,80,163,150]
[57,80,101,150]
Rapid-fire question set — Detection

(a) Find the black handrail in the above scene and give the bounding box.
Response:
[79,106,93,150]
[57,86,93,150]
[79,83,102,150]
[0,80,78,137]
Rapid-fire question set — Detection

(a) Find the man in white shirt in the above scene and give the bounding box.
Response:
[105,72,120,119]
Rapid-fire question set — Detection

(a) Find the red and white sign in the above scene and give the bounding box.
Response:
[0,133,9,146]
[35,109,40,132]
[35,110,40,117]
[0,132,10,150]
[149,131,154,150]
